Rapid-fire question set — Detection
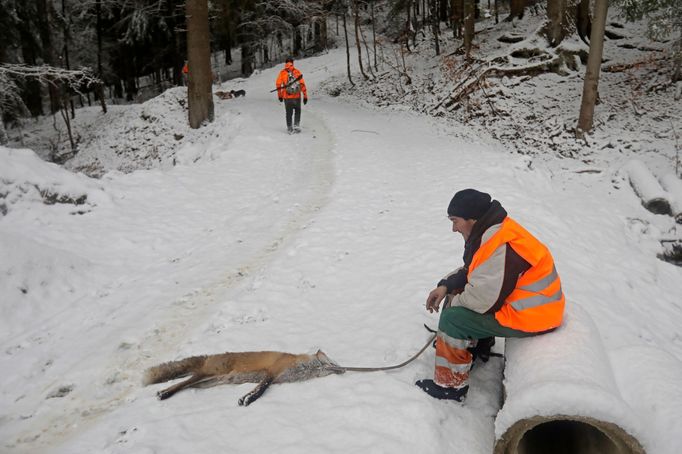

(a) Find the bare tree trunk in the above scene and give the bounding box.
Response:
[59,88,75,152]
[451,0,463,39]
[61,0,76,119]
[175,27,184,85]
[241,44,253,76]
[37,0,60,114]
[186,0,214,129]
[225,28,233,64]
[412,0,418,48]
[371,0,378,71]
[342,12,354,86]
[576,0,592,44]
[577,0,608,136]
[168,0,184,86]
[359,22,375,78]
[96,83,107,114]
[352,0,368,80]
[431,0,440,55]
[0,108,8,145]
[405,0,412,52]
[464,0,474,58]
[440,0,449,22]
[508,0,526,20]
[96,0,103,77]
[673,35,681,82]
[293,26,303,55]
[313,16,328,51]
[546,0,564,46]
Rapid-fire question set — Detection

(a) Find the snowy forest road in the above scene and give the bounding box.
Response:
[3,48,680,454]
[1,97,338,452]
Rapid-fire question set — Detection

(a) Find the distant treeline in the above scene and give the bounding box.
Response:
[0,0,336,116]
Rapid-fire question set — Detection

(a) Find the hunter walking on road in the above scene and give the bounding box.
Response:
[417,189,565,402]
[276,57,308,134]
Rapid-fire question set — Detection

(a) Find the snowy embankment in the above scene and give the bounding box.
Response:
[1,47,681,454]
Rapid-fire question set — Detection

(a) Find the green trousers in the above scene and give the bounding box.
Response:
[438,305,539,340]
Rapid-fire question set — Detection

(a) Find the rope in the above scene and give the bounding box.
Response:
[329,332,437,373]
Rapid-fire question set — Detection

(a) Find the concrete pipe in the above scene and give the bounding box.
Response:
[494,303,646,454]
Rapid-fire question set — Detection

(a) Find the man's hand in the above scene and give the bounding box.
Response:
[426,286,448,313]
[303,98,308,105]
[279,97,283,102]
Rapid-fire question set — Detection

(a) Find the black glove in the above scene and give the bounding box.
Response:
[279,97,283,102]
[303,98,308,105]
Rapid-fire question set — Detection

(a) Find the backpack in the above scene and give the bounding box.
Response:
[285,70,301,95]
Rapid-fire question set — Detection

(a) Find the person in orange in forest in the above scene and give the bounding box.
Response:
[182,61,189,86]
[275,57,308,134]
[417,189,565,402]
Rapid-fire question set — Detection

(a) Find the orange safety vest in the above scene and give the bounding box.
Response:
[468,217,565,332]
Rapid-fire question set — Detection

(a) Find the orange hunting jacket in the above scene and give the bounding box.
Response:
[276,63,308,100]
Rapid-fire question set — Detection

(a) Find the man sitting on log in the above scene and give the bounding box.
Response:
[417,189,565,402]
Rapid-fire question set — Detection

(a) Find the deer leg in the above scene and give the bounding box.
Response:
[238,376,273,407]
[157,374,206,400]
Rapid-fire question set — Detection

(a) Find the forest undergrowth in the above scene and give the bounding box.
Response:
[324,7,681,178]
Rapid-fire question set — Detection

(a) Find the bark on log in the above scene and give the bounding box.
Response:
[438,56,561,110]
[660,173,682,223]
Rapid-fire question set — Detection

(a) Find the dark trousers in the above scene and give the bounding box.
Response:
[284,98,301,131]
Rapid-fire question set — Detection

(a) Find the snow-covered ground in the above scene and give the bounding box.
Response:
[2,30,682,454]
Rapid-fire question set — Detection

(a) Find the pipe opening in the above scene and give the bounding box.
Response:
[517,420,623,454]
[495,416,645,454]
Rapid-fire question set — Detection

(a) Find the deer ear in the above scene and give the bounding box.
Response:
[315,350,327,360]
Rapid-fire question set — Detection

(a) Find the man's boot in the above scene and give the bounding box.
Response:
[468,336,495,364]
[415,379,468,402]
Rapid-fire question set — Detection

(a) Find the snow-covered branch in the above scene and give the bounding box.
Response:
[0,64,103,95]
[255,0,325,19]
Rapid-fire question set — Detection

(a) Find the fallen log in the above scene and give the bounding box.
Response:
[659,173,682,223]
[437,57,562,112]
[625,160,672,215]
[498,34,525,44]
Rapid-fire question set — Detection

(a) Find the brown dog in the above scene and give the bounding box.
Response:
[214,90,233,100]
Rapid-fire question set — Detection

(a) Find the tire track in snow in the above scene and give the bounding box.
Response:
[6,108,336,453]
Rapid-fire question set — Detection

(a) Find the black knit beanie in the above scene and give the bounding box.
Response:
[447,189,492,220]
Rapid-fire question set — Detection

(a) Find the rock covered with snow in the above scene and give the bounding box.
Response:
[0,146,108,216]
